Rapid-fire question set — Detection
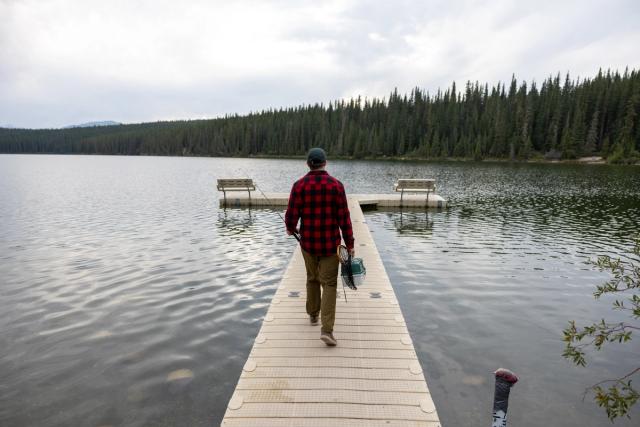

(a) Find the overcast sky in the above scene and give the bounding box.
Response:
[1,0,639,129]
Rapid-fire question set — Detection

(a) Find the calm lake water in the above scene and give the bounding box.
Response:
[0,154,639,426]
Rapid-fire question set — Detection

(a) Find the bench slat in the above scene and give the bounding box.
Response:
[394,179,435,192]
[217,178,256,192]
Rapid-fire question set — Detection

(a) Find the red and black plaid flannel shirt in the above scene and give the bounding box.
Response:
[285,170,354,257]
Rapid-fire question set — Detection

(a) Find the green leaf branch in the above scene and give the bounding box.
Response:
[562,237,640,420]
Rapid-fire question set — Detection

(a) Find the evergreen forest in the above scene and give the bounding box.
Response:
[1,69,639,163]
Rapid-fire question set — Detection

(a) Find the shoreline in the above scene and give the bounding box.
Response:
[230,153,635,166]
[2,152,638,165]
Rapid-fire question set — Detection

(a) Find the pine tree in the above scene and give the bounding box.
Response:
[561,114,575,159]
[584,111,599,155]
[571,101,587,157]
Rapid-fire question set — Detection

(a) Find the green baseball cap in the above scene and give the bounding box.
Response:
[307,147,327,165]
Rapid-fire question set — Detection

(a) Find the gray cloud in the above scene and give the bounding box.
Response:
[1,0,639,128]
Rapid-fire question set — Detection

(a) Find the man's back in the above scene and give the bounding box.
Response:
[285,170,354,257]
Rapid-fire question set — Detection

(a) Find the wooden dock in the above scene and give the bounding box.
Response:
[220,197,441,426]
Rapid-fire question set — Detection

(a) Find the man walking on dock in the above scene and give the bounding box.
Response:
[285,148,355,346]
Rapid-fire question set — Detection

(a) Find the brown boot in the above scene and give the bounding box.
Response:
[320,331,337,346]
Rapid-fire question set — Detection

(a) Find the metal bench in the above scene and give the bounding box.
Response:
[217,178,256,205]
[394,178,436,206]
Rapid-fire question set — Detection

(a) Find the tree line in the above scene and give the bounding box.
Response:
[1,68,639,163]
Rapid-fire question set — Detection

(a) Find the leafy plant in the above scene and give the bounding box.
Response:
[563,237,640,420]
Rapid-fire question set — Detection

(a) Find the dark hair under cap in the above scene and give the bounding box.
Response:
[307,147,327,165]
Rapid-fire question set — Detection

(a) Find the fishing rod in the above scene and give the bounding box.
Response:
[239,169,300,242]
[255,183,300,243]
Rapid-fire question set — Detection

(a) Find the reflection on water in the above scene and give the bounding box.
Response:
[217,208,255,236]
[387,209,436,234]
[0,155,639,426]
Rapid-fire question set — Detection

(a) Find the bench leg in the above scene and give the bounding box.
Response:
[248,190,251,205]
[400,189,404,207]
[426,190,430,208]
[222,190,227,207]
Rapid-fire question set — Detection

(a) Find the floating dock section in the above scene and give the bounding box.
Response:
[220,197,441,426]
[219,193,447,209]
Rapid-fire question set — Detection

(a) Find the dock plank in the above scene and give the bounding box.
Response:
[222,418,440,427]
[224,402,438,421]
[236,389,431,405]
[242,366,425,381]
[235,377,429,392]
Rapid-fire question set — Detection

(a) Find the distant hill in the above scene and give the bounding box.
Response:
[63,121,121,129]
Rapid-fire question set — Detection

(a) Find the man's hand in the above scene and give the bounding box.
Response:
[349,248,355,257]
[287,228,299,236]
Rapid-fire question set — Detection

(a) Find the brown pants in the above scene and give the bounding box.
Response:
[301,249,339,333]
